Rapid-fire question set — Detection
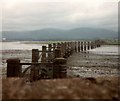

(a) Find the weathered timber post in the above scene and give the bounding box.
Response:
[72,42,74,52]
[7,58,21,77]
[68,42,71,56]
[75,41,77,52]
[48,44,52,62]
[95,40,101,47]
[57,43,62,55]
[32,49,39,62]
[53,43,56,59]
[65,42,69,58]
[54,49,61,58]
[70,42,73,54]
[98,41,101,47]
[87,41,90,50]
[84,41,87,52]
[94,41,97,48]
[81,41,84,52]
[91,41,93,49]
[95,40,100,48]
[57,43,61,48]
[63,42,67,58]
[78,41,80,52]
[41,46,47,62]
[53,49,67,78]
[61,42,64,57]
[63,42,66,56]
[53,43,56,51]
[91,41,95,49]
[31,49,39,81]
[68,42,71,57]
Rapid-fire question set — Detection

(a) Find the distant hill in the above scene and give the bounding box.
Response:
[2,28,118,41]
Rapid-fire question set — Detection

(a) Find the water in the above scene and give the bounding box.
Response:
[88,45,119,55]
[1,41,47,69]
[1,41,47,50]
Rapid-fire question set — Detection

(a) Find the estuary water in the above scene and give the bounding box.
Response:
[1,41,45,50]
[88,45,119,55]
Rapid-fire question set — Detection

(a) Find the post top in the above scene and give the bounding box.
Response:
[32,49,39,51]
[7,58,20,63]
[53,58,67,64]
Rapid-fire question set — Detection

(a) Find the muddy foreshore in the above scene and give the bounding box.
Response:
[1,49,119,78]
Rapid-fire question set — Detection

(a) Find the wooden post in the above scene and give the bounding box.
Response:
[68,42,70,56]
[53,43,56,51]
[70,42,73,54]
[53,49,67,78]
[53,43,56,59]
[32,49,39,62]
[61,42,64,57]
[41,46,47,62]
[72,42,74,52]
[63,42,66,56]
[67,42,69,56]
[96,40,101,47]
[57,43,61,49]
[48,44,52,62]
[64,42,67,58]
[91,41,94,49]
[31,49,39,81]
[7,58,21,77]
[54,49,61,58]
[75,41,77,52]
[94,41,97,48]
[65,42,68,58]
[78,41,80,52]
[87,41,90,50]
[84,41,86,52]
[81,41,83,52]
[53,58,67,78]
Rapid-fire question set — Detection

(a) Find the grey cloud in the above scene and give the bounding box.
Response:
[2,1,118,31]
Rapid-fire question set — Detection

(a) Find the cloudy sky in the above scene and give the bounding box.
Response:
[1,0,119,32]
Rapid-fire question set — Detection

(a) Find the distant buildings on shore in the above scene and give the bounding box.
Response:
[2,38,6,41]
[0,38,6,41]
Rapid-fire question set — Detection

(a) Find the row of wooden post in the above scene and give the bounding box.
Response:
[39,41,101,63]
[7,40,101,79]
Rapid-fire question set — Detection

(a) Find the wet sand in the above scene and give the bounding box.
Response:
[1,49,119,78]
[67,52,119,77]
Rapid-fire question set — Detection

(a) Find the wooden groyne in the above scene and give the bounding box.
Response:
[6,40,102,81]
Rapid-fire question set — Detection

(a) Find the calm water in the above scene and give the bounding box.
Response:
[88,45,119,55]
[1,41,47,50]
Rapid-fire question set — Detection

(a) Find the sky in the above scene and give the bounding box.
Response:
[1,0,119,32]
